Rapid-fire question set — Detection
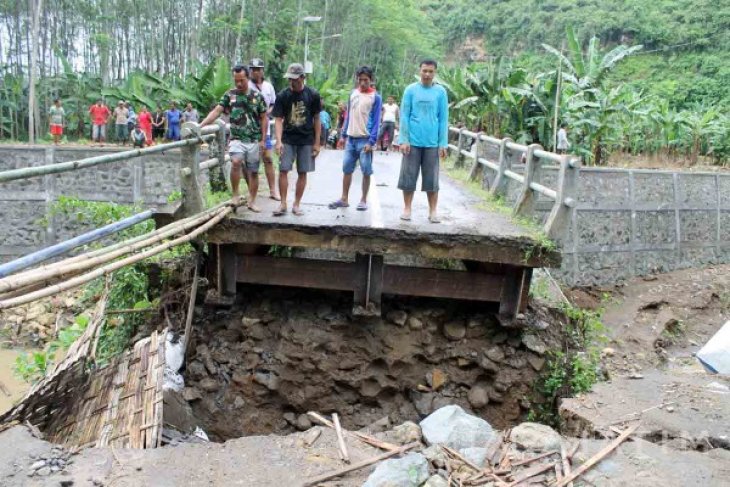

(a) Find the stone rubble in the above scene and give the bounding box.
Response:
[25,446,72,478]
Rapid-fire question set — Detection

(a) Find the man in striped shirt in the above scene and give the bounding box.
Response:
[328,66,382,212]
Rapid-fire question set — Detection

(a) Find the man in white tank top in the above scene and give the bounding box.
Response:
[379,96,399,152]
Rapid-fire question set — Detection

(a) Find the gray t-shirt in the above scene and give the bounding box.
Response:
[182,109,199,123]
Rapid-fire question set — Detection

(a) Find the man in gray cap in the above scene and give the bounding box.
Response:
[271,63,322,216]
[248,57,280,200]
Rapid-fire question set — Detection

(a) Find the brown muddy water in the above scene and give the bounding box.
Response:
[0,349,28,414]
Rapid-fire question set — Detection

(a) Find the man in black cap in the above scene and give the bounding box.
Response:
[248,57,280,201]
[271,63,321,216]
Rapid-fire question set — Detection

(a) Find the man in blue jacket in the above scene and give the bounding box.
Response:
[328,66,382,212]
[398,59,449,223]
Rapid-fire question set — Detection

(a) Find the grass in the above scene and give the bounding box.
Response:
[442,156,557,261]
[527,303,608,427]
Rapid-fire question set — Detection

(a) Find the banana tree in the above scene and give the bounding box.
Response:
[542,26,643,93]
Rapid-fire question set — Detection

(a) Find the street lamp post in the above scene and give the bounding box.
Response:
[302,16,321,74]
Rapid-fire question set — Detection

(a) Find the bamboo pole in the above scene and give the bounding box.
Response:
[0,134,215,183]
[0,210,154,278]
[7,201,228,282]
[0,206,232,309]
[0,204,229,294]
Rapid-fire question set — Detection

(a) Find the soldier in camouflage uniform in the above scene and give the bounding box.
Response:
[201,65,268,211]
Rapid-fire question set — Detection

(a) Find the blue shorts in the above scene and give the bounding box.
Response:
[342,137,373,176]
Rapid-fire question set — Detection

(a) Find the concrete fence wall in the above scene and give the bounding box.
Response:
[0,145,182,263]
[452,131,730,286]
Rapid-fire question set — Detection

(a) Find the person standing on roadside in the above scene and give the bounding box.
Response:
[328,66,382,212]
[89,99,111,146]
[200,65,268,211]
[48,99,65,145]
[126,102,137,135]
[248,58,280,201]
[271,63,321,216]
[398,59,449,223]
[165,101,182,141]
[138,106,153,146]
[152,105,165,142]
[557,123,570,154]
[379,95,399,152]
[113,101,129,146]
[319,101,331,148]
[182,102,199,123]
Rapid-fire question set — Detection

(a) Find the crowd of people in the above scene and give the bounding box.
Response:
[47,57,449,222]
[48,98,199,147]
[196,57,449,223]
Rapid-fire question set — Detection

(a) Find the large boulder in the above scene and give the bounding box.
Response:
[362,452,430,487]
[419,405,495,450]
[510,422,563,451]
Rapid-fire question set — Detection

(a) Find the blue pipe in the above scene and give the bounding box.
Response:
[0,210,155,278]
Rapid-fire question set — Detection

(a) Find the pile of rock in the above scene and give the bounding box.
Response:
[183,297,559,440]
[26,446,72,477]
[360,405,581,487]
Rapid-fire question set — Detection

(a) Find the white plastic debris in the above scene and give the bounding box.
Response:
[697,321,730,374]
[193,426,209,442]
[163,331,186,391]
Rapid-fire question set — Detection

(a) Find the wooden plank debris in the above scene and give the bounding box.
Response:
[332,413,350,463]
[302,442,420,487]
[555,422,640,487]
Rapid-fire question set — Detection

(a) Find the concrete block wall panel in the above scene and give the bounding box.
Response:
[634,250,679,276]
[680,210,717,243]
[576,251,634,286]
[0,146,182,262]
[577,170,630,208]
[576,210,632,249]
[635,211,676,246]
[677,174,717,209]
[141,156,181,205]
[633,173,674,208]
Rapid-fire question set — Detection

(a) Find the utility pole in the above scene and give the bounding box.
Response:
[28,0,43,144]
[552,43,564,151]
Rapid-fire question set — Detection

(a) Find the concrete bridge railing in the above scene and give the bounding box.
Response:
[448,127,730,286]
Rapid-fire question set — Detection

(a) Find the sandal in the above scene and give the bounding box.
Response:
[292,207,304,216]
[328,199,349,209]
[356,202,368,211]
[400,213,412,221]
[273,207,287,217]
[429,214,441,224]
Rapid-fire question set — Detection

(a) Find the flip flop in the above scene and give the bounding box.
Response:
[429,215,441,224]
[273,208,287,217]
[356,202,368,211]
[247,204,261,213]
[269,195,281,201]
[400,213,412,221]
[292,207,304,216]
[328,199,349,209]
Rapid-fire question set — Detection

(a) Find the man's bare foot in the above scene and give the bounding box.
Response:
[269,194,281,201]
[428,214,441,224]
[247,203,261,213]
[273,206,287,216]
[292,206,304,216]
[231,194,242,206]
[400,210,412,221]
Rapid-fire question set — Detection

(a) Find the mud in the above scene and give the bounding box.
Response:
[183,287,560,441]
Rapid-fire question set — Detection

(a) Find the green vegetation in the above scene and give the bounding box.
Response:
[14,197,190,383]
[427,0,729,165]
[443,156,557,260]
[528,304,607,426]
